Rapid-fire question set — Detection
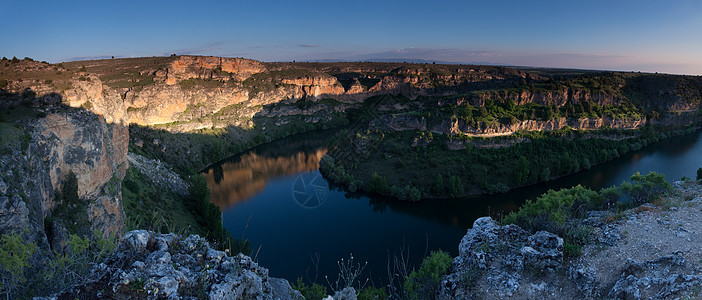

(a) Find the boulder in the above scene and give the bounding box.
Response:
[54,230,300,299]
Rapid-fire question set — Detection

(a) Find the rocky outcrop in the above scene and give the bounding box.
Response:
[54,230,302,299]
[161,55,266,84]
[439,217,565,299]
[0,107,128,247]
[440,181,702,299]
[127,153,188,196]
[432,116,646,137]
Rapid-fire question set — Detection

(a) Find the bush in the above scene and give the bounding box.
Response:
[620,172,671,205]
[36,231,118,296]
[0,230,37,298]
[697,168,702,181]
[563,242,582,258]
[404,250,452,299]
[358,285,388,300]
[293,278,328,300]
[503,185,599,235]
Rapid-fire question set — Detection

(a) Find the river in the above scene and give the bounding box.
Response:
[202,129,702,284]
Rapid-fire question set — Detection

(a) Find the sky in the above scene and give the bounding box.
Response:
[1,0,701,74]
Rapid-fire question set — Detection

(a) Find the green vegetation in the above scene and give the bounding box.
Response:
[122,167,200,233]
[358,286,388,300]
[503,171,672,257]
[48,171,90,235]
[121,168,250,255]
[326,119,697,200]
[0,230,37,299]
[293,278,328,300]
[37,232,118,296]
[697,167,702,181]
[404,250,452,299]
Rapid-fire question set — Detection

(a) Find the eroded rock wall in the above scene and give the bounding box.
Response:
[0,108,128,247]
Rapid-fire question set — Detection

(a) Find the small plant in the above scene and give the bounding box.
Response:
[80,101,93,110]
[358,285,388,300]
[129,277,146,292]
[293,278,327,300]
[325,253,369,293]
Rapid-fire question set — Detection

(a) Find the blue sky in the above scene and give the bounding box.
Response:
[2,0,701,74]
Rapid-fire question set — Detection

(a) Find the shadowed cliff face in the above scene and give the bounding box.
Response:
[0,103,128,250]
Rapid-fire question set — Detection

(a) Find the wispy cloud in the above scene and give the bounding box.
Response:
[63,55,124,62]
[161,41,225,56]
[298,44,319,48]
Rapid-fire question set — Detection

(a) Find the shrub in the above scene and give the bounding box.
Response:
[404,250,452,299]
[563,242,582,258]
[697,168,702,181]
[293,278,327,300]
[0,230,37,298]
[80,101,93,110]
[620,171,671,205]
[503,185,599,235]
[358,285,388,300]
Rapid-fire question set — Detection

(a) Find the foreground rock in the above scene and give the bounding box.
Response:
[54,230,302,299]
[440,180,702,299]
[439,217,572,299]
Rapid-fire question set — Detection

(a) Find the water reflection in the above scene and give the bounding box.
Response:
[203,135,330,209]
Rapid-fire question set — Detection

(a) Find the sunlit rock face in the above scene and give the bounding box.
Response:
[205,149,327,209]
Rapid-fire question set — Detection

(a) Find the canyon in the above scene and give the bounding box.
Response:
[0,55,701,298]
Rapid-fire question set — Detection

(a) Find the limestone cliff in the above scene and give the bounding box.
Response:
[0,106,128,251]
[433,116,646,137]
[49,56,699,138]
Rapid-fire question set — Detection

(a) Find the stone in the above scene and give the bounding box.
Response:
[120,230,151,253]
[331,287,357,300]
[53,231,293,299]
[521,231,563,270]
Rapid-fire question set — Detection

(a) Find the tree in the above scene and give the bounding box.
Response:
[514,156,529,185]
[433,174,444,195]
[447,176,464,198]
[697,168,702,181]
[369,172,388,194]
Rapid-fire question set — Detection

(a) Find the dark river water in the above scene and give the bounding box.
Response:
[202,129,702,284]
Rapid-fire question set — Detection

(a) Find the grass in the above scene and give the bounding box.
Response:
[121,167,200,233]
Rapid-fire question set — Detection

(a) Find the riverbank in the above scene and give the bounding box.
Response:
[322,124,701,201]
